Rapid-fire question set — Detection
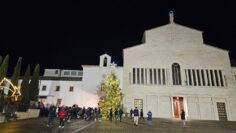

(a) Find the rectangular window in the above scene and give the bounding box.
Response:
[201,70,205,86]
[134,99,143,110]
[64,71,70,75]
[55,86,60,91]
[197,70,201,86]
[69,86,74,92]
[154,69,157,84]
[206,70,210,86]
[214,70,219,87]
[219,70,224,87]
[192,69,196,86]
[133,68,136,84]
[137,68,140,84]
[188,69,192,85]
[42,85,47,91]
[210,70,215,86]
[145,68,147,84]
[158,69,161,85]
[141,68,144,84]
[71,71,77,76]
[149,68,153,84]
[162,69,166,85]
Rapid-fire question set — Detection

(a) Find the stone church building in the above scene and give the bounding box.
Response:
[123,11,236,121]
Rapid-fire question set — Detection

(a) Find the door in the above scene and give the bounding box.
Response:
[173,97,184,118]
[217,102,227,121]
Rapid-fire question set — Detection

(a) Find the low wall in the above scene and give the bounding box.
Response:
[15,109,40,120]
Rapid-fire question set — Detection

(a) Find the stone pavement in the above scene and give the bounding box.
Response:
[1,117,236,133]
[0,117,94,133]
[80,118,236,133]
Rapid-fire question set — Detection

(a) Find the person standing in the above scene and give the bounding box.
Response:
[133,107,139,126]
[47,106,55,127]
[139,109,144,121]
[58,107,68,129]
[109,108,113,122]
[181,109,186,128]
[114,108,119,125]
[119,108,123,122]
[147,111,152,126]
[130,108,133,118]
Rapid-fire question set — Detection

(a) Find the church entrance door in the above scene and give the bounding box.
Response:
[173,97,184,118]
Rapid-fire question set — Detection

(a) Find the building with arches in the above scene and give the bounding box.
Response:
[122,11,236,121]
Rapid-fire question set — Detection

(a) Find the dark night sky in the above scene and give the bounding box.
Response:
[1,1,236,75]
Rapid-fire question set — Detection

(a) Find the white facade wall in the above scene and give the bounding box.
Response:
[123,22,236,121]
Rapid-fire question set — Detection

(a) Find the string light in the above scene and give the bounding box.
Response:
[0,77,22,101]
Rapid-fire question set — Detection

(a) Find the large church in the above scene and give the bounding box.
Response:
[38,11,236,121]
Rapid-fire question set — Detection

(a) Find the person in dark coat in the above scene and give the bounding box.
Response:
[130,108,133,118]
[147,111,152,126]
[181,109,186,127]
[114,108,119,125]
[47,106,55,127]
[119,108,123,122]
[109,108,113,122]
[139,109,144,121]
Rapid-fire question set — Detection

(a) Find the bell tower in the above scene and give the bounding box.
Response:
[99,54,111,67]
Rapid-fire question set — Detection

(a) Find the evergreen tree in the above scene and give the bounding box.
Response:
[0,56,2,65]
[19,65,31,111]
[98,72,122,119]
[9,57,22,97]
[0,55,9,112]
[29,64,40,102]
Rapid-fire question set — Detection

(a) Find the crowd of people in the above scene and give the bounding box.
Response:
[39,104,186,128]
[39,105,101,128]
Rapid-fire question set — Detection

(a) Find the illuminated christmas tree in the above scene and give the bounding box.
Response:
[98,72,122,120]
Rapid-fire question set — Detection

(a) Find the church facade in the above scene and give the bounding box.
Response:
[123,12,236,121]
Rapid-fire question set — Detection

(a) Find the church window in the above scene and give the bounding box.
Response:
[215,70,219,87]
[158,69,161,85]
[210,70,215,86]
[149,69,153,84]
[206,70,210,86]
[133,68,136,84]
[162,69,166,85]
[192,69,196,86]
[137,68,140,84]
[141,68,144,84]
[219,70,224,87]
[197,70,201,86]
[201,70,206,86]
[188,69,192,85]
[154,69,157,84]
[172,63,181,85]
[103,57,107,67]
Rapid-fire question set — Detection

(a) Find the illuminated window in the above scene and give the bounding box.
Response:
[134,99,143,110]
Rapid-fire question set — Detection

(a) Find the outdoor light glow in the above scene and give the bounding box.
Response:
[0,77,22,100]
